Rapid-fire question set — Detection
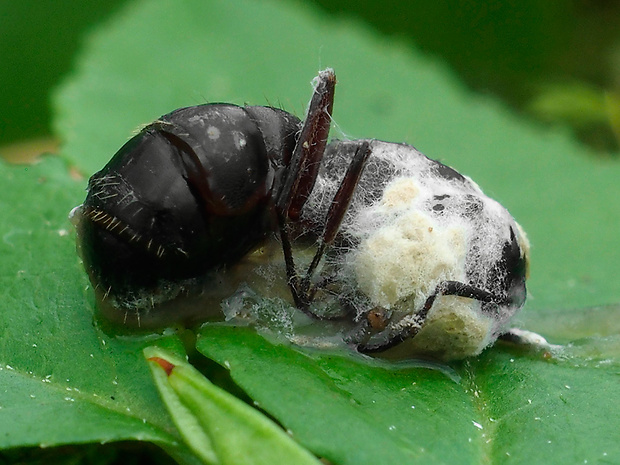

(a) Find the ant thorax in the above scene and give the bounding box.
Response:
[301,139,530,359]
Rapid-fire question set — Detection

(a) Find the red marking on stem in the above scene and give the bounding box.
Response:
[148,357,176,376]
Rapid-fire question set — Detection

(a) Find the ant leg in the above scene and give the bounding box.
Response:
[421,281,499,310]
[281,141,371,313]
[276,69,336,221]
[275,69,336,309]
[297,141,371,308]
[356,281,505,353]
[275,70,371,315]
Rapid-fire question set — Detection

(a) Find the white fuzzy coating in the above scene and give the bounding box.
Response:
[302,140,529,359]
[354,208,467,309]
[402,297,496,360]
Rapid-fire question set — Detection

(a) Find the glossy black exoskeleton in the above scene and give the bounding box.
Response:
[76,104,301,301]
[73,69,530,359]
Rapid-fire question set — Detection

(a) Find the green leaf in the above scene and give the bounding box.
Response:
[0,157,196,461]
[196,324,619,465]
[145,347,322,465]
[0,1,127,144]
[528,81,609,127]
[145,348,217,465]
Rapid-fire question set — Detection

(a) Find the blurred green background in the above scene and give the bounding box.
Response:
[2,0,620,156]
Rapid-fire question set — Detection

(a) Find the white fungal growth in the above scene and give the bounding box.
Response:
[404,297,496,360]
[232,130,247,149]
[302,139,530,359]
[206,125,221,140]
[353,208,466,310]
